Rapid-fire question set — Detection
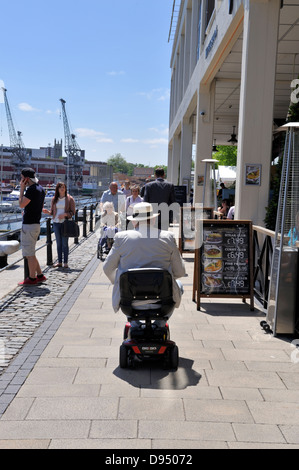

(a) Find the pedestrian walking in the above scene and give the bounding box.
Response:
[143,168,176,230]
[100,182,126,213]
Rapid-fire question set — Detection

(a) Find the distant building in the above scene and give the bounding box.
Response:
[133,167,154,179]
[39,139,63,159]
[0,143,112,194]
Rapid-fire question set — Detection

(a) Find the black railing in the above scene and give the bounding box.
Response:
[0,203,99,278]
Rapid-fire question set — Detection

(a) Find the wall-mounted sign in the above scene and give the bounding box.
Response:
[245,164,262,186]
[197,175,204,186]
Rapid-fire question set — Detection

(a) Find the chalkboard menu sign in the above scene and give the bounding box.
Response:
[193,220,254,311]
[174,186,187,207]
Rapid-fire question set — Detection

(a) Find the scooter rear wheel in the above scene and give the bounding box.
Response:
[119,345,128,368]
[169,345,179,370]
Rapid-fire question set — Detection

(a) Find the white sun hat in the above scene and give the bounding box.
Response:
[127,202,159,222]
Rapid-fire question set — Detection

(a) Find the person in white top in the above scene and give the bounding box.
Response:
[43,182,75,268]
[125,185,143,228]
[227,206,235,220]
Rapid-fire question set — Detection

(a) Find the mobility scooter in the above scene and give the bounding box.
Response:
[118,268,179,370]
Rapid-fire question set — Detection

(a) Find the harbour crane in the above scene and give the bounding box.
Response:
[1,87,31,182]
[60,98,84,194]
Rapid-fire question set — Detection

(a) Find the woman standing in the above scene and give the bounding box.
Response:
[126,185,143,228]
[43,182,75,268]
[126,185,143,215]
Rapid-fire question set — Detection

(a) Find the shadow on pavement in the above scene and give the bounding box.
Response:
[113,357,202,390]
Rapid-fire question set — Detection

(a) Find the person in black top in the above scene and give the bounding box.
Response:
[143,168,176,230]
[18,168,47,286]
[218,182,226,200]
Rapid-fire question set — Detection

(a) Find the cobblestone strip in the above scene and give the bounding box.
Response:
[0,231,100,414]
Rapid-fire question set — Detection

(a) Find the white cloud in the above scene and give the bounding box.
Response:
[120,133,168,146]
[158,89,170,101]
[137,88,170,102]
[143,138,168,145]
[107,71,125,76]
[75,128,105,138]
[46,108,60,115]
[75,128,113,144]
[148,126,169,136]
[18,102,39,112]
[96,137,114,143]
[121,138,139,143]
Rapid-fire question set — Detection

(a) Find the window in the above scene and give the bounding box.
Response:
[206,0,215,31]
[197,1,202,60]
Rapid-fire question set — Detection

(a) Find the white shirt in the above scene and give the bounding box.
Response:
[53,197,65,223]
[227,206,235,220]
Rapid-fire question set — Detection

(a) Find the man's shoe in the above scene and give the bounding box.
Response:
[18,277,38,286]
[37,275,47,283]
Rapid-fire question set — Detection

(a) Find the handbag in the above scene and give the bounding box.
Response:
[62,219,80,238]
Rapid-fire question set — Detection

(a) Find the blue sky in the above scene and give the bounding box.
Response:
[0,0,174,167]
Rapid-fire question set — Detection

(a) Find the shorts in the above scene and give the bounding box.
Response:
[21,224,40,257]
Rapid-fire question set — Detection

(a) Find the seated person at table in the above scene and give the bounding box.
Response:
[218,199,230,218]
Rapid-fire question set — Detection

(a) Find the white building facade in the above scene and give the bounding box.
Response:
[168,0,299,225]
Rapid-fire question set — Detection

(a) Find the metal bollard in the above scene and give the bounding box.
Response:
[74,209,79,244]
[46,218,53,266]
[90,204,94,233]
[83,206,87,238]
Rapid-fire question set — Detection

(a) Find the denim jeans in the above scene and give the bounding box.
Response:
[53,222,69,264]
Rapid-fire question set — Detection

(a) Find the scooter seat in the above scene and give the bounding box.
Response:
[119,268,175,318]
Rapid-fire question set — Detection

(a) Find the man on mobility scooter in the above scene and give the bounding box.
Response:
[103,202,186,369]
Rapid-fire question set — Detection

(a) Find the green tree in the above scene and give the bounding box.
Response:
[107,154,130,174]
[106,154,167,177]
[213,145,237,166]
